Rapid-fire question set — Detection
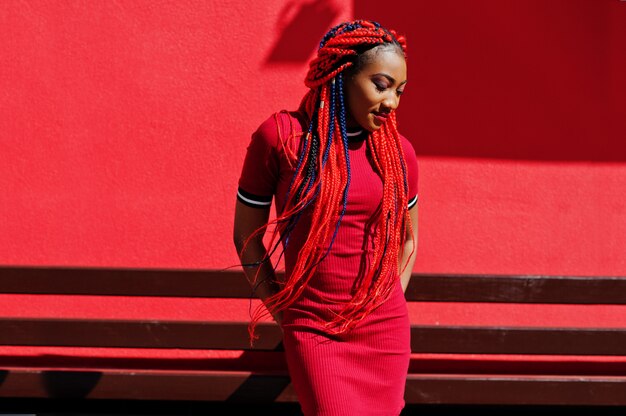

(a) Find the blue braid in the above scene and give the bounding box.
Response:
[321,81,336,167]
[274,96,331,253]
[334,72,352,233]
[271,18,387,265]
[319,20,384,49]
[252,20,396,287]
[284,108,316,205]
[263,107,319,264]
[314,73,352,265]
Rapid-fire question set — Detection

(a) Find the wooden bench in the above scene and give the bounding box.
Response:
[1,266,626,410]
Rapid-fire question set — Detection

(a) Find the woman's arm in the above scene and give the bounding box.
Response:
[399,204,419,293]
[233,200,283,326]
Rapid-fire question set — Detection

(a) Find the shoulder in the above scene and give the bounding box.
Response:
[253,110,309,150]
[397,132,419,200]
[398,133,418,164]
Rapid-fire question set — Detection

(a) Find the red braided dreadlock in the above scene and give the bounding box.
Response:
[245,20,413,344]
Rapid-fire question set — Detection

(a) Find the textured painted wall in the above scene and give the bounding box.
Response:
[0,0,351,269]
[1,0,626,379]
[358,0,626,276]
[1,0,624,276]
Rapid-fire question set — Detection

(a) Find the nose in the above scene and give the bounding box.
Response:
[382,92,399,111]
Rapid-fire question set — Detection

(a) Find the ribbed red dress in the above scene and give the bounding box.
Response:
[238,110,419,416]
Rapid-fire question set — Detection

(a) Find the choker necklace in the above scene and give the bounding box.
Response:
[346,129,364,137]
[346,128,366,142]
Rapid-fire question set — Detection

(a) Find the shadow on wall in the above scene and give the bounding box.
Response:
[354,0,625,161]
[265,0,340,64]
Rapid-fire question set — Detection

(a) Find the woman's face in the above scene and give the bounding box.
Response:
[344,46,407,132]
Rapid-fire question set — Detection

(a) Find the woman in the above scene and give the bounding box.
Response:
[233,20,419,416]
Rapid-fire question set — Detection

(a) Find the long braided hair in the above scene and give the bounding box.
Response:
[246,20,413,344]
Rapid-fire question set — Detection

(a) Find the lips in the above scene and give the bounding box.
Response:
[372,111,390,123]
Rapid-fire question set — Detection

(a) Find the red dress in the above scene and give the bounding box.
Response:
[238,111,419,416]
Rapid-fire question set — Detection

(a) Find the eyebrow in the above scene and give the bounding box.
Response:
[373,73,408,87]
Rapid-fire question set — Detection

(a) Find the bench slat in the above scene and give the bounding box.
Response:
[0,267,252,298]
[2,368,626,405]
[0,319,282,350]
[2,318,626,355]
[2,267,625,303]
[407,274,626,304]
[3,266,626,406]
[404,374,626,405]
[410,326,626,355]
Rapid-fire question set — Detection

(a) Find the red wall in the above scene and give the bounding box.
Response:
[1,0,626,378]
[1,0,624,276]
[0,0,349,269]
[357,0,626,276]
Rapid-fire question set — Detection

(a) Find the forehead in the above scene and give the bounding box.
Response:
[357,47,407,80]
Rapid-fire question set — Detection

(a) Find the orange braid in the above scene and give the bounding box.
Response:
[246,20,412,344]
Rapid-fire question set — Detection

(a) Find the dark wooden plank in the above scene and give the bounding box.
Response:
[0,266,255,298]
[0,368,291,402]
[0,350,289,373]
[2,318,626,355]
[406,273,626,304]
[411,325,626,355]
[0,319,283,351]
[404,374,626,405]
[2,369,626,405]
[1,266,626,304]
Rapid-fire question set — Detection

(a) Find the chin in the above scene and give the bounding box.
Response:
[365,115,384,132]
[366,123,382,132]
[358,120,376,132]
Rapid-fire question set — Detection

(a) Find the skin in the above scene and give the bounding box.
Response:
[400,205,419,293]
[233,201,284,329]
[344,45,408,132]
[233,44,418,330]
[344,45,419,292]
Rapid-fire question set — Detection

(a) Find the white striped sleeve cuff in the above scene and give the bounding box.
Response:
[237,187,272,208]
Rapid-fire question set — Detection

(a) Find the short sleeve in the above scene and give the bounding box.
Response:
[400,135,419,210]
[237,115,281,208]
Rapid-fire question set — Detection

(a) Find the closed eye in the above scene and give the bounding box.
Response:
[374,81,405,97]
[374,82,387,92]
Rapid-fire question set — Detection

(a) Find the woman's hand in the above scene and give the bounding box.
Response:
[233,200,284,326]
[399,203,419,293]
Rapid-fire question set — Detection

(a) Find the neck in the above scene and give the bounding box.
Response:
[345,127,367,142]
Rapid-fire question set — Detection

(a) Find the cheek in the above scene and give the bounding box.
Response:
[349,87,375,117]
[358,88,380,113]
[346,89,361,119]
